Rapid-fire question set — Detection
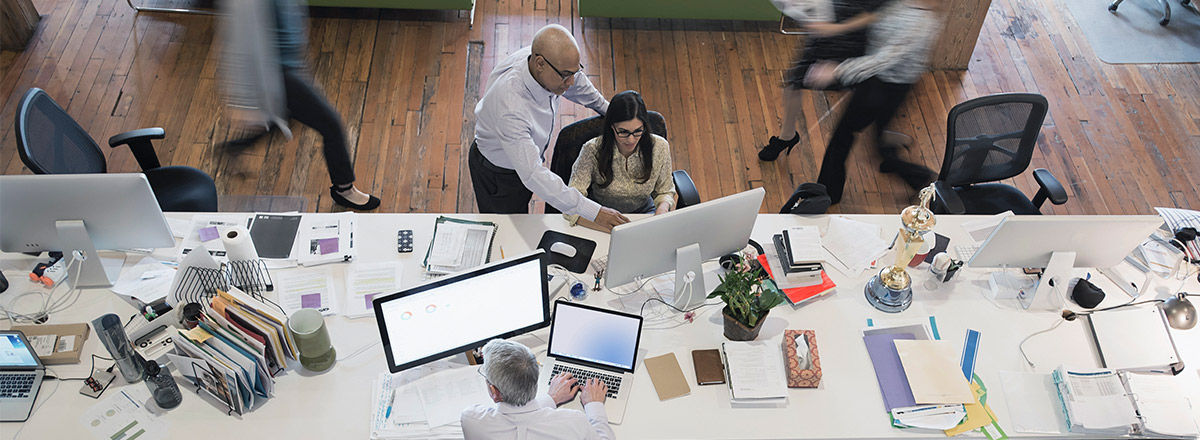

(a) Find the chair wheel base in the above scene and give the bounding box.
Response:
[1109,4,1118,10]
[1161,17,1170,25]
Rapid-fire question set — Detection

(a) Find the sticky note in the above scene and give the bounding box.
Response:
[198,227,219,242]
[318,238,339,255]
[365,293,378,309]
[301,293,322,309]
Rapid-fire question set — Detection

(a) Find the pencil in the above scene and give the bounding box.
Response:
[500,246,505,259]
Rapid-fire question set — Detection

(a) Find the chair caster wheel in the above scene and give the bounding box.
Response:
[1109,4,1118,10]
[1160,18,1170,25]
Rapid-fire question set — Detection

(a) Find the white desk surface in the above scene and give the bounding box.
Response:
[1,213,1197,439]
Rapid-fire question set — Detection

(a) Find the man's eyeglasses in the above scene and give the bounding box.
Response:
[613,127,645,139]
[536,53,583,81]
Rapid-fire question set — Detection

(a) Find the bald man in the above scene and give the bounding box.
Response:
[470,24,629,229]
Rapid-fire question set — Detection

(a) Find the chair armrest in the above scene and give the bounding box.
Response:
[108,128,166,170]
[933,181,965,215]
[672,170,700,209]
[1031,168,1068,208]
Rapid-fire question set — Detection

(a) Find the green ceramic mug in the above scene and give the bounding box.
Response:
[287,308,336,372]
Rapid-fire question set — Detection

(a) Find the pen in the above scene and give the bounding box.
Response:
[385,391,395,419]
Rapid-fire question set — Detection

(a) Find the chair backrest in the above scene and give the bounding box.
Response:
[15,88,107,174]
[938,93,1048,187]
[548,111,668,184]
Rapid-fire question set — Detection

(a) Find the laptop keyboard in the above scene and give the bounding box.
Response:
[550,365,621,399]
[0,373,36,399]
[956,245,980,262]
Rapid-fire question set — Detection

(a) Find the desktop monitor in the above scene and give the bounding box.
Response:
[606,187,766,310]
[968,215,1163,310]
[373,250,552,373]
[0,174,175,288]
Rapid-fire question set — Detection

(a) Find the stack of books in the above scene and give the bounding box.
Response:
[771,227,823,286]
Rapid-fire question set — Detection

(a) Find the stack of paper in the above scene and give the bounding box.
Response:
[822,217,888,276]
[423,217,497,275]
[722,341,788,408]
[369,367,492,439]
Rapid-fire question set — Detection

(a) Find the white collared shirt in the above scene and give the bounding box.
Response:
[461,394,615,440]
[473,46,609,220]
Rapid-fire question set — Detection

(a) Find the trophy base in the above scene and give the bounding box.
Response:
[864,275,912,313]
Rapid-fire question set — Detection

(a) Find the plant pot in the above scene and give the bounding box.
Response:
[722,306,768,341]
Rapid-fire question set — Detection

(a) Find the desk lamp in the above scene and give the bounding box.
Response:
[1163,292,1195,330]
[865,184,937,313]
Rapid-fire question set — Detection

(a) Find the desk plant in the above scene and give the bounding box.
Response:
[708,252,784,341]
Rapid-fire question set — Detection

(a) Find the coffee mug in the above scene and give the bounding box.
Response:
[287,308,336,372]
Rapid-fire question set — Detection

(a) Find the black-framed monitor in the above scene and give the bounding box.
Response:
[373,250,551,373]
[0,174,175,288]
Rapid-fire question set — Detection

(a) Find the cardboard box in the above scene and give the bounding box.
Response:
[9,323,90,365]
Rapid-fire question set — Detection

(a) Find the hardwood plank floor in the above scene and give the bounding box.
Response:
[1,0,1197,215]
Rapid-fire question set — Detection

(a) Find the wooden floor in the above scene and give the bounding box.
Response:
[2,0,1198,215]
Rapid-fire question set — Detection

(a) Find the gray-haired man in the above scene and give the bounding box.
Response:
[461,339,614,439]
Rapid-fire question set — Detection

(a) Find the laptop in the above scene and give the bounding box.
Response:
[0,331,45,422]
[538,301,642,424]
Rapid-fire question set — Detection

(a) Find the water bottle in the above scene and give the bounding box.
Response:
[142,357,182,409]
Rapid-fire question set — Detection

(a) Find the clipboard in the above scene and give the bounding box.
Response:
[422,216,499,274]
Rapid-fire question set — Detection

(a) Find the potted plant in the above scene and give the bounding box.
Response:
[707,253,785,341]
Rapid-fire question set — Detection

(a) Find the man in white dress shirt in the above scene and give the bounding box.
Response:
[461,339,614,440]
[470,24,629,230]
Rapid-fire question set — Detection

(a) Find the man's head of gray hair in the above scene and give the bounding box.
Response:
[480,339,540,406]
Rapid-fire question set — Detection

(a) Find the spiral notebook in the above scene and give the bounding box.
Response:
[422,216,498,274]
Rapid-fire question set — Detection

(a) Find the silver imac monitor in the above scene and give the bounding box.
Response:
[606,187,765,310]
[373,250,551,373]
[968,215,1163,310]
[0,174,175,288]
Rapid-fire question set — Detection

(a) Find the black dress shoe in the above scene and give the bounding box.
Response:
[330,186,381,210]
[758,134,800,162]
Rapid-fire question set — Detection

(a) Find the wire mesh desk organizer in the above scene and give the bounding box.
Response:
[166,246,296,416]
[172,259,276,308]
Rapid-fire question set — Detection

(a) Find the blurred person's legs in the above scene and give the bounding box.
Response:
[282,68,379,210]
[816,78,933,204]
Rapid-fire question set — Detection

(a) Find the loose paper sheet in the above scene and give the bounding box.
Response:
[276,267,339,316]
[893,340,974,404]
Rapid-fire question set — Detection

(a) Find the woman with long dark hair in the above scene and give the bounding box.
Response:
[565,91,676,232]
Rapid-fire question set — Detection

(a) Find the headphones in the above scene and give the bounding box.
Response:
[719,239,766,271]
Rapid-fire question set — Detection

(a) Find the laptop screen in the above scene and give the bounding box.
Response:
[374,251,551,372]
[548,302,642,372]
[0,333,39,368]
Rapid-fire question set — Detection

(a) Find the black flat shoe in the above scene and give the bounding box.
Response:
[758,134,800,162]
[330,186,381,210]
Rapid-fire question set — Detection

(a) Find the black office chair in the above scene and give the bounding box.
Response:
[545,111,700,214]
[15,88,219,212]
[932,93,1068,215]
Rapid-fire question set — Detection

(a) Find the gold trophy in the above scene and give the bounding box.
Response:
[865,184,937,313]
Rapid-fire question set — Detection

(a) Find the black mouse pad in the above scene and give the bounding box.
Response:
[537,231,596,273]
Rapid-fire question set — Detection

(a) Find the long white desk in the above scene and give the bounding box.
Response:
[2,214,1197,439]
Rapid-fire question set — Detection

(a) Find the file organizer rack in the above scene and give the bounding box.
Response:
[174,259,282,314]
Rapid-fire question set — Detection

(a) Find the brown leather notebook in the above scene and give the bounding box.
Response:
[691,349,726,385]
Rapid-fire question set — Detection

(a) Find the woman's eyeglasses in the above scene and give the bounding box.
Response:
[613,127,645,139]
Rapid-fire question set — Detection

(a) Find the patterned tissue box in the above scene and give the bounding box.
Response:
[782,329,821,388]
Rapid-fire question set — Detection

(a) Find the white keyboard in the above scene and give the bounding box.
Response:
[956,245,980,261]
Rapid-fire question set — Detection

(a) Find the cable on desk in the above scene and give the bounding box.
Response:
[336,340,381,363]
[44,354,115,381]
[1018,317,1066,369]
[0,257,83,324]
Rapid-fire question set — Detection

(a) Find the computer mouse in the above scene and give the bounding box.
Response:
[549,242,577,259]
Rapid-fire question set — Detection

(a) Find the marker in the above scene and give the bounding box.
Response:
[385,391,396,419]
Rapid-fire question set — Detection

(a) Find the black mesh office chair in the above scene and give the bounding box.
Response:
[545,111,700,214]
[932,93,1068,215]
[15,88,219,212]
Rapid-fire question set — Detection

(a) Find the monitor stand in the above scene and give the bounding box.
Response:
[1020,251,1074,311]
[673,243,706,310]
[56,220,119,288]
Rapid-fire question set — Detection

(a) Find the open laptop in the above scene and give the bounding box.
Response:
[0,331,45,422]
[538,301,642,424]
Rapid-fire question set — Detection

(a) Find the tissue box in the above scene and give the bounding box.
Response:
[782,329,821,388]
